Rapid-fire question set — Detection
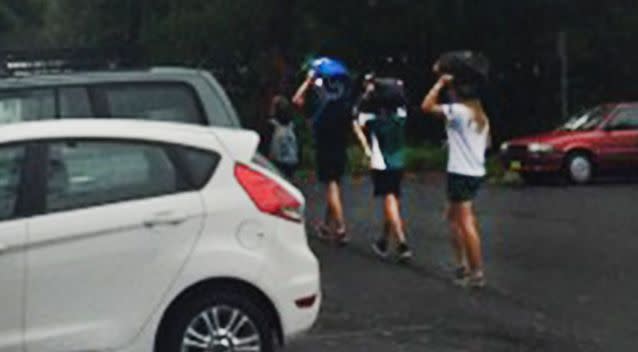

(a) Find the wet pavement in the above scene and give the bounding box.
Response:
[285,174,638,351]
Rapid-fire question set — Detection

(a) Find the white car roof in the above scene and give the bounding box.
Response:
[0,119,225,150]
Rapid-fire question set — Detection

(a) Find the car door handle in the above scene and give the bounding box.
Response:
[0,242,9,254]
[143,212,188,228]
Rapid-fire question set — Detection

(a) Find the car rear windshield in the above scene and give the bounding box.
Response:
[0,82,205,125]
[97,83,204,124]
[0,89,55,124]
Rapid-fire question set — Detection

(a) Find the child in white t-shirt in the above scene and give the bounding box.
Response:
[421,74,490,288]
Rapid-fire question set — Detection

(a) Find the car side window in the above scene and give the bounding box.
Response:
[0,145,25,221]
[96,83,204,125]
[45,140,191,213]
[608,108,638,131]
[0,89,55,124]
[177,146,221,189]
[59,87,92,118]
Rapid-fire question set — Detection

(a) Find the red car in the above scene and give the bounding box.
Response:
[500,103,638,184]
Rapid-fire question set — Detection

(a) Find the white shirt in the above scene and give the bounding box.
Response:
[442,103,489,177]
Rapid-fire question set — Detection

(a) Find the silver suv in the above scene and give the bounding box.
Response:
[0,67,241,128]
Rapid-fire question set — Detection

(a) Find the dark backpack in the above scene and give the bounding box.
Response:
[436,51,489,84]
[367,77,407,110]
[308,75,352,130]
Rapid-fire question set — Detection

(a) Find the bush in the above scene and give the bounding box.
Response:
[298,138,504,180]
[347,145,368,176]
[403,144,447,172]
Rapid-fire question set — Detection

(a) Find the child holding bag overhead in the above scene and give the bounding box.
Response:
[421,54,490,287]
[353,73,412,261]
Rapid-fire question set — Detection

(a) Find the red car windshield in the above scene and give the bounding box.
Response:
[558,105,612,131]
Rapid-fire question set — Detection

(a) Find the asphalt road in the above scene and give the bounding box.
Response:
[285,174,638,352]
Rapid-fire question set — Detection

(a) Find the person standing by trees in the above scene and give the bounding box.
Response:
[352,74,412,261]
[265,95,299,179]
[421,61,490,288]
[292,58,352,244]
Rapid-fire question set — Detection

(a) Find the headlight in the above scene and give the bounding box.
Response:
[500,142,509,152]
[528,143,554,153]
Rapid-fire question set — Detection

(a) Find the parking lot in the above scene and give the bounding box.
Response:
[286,174,638,351]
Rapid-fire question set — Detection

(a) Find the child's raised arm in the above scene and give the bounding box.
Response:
[292,73,315,109]
[421,74,453,117]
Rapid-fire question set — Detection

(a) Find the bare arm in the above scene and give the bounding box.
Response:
[352,120,372,157]
[420,74,453,117]
[292,74,315,109]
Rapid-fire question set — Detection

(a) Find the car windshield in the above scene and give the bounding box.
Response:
[559,106,610,131]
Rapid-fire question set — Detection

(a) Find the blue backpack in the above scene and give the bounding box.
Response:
[307,58,352,129]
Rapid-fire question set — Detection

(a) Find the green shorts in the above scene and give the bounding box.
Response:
[447,173,484,202]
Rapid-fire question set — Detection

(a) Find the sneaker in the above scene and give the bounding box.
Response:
[468,272,486,289]
[334,230,350,246]
[396,242,413,261]
[314,223,332,241]
[371,238,389,258]
[453,266,470,286]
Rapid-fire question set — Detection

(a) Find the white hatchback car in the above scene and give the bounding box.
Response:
[0,119,320,352]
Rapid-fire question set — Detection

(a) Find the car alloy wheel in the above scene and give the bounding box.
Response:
[181,305,262,352]
[156,289,274,352]
[567,154,592,184]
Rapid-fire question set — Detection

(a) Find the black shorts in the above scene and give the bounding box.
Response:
[313,127,347,183]
[447,173,484,202]
[315,148,346,183]
[372,169,403,197]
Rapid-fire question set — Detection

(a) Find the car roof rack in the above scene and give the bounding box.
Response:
[0,47,145,77]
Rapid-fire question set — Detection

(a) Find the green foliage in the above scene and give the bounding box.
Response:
[4,1,638,146]
[403,144,447,172]
[297,141,503,179]
[347,145,368,176]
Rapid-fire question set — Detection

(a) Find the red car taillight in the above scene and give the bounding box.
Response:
[234,163,303,223]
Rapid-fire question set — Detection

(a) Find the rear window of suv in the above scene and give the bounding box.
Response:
[96,83,204,124]
[0,82,205,125]
[0,89,55,124]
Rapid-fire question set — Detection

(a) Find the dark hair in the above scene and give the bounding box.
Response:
[271,95,293,124]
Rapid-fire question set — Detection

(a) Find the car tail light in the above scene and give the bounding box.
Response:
[234,163,303,223]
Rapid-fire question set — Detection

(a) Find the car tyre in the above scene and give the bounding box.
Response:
[565,152,593,184]
[156,289,275,352]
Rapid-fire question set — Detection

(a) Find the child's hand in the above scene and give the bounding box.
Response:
[306,69,317,81]
[439,74,454,85]
[360,149,372,169]
[362,146,372,158]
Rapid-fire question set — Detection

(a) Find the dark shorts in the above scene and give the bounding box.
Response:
[314,128,347,184]
[372,169,403,197]
[447,173,484,202]
[315,148,346,183]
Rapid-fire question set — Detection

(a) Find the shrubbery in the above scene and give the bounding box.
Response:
[295,140,503,179]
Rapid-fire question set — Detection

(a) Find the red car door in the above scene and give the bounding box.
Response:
[599,107,638,170]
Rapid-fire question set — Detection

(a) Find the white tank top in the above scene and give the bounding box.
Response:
[442,103,489,177]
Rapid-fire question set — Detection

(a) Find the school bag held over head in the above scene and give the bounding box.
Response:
[435,51,489,84]
[269,118,299,165]
[364,75,408,110]
[306,57,352,131]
